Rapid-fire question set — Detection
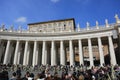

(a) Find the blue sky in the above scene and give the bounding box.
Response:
[0,0,120,30]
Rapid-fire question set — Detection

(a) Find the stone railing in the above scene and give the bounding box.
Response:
[0,23,115,34]
[76,23,115,32]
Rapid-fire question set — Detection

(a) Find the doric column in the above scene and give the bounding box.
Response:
[36,47,39,65]
[38,45,42,65]
[78,39,84,65]
[17,44,22,64]
[17,51,21,64]
[0,47,2,62]
[42,41,47,65]
[88,38,94,67]
[69,40,74,66]
[0,42,4,62]
[44,47,48,65]
[47,46,51,65]
[3,40,11,64]
[32,41,38,66]
[14,40,20,65]
[23,41,28,65]
[26,45,30,65]
[51,41,56,65]
[108,36,117,65]
[98,37,104,66]
[8,44,14,64]
[60,40,65,65]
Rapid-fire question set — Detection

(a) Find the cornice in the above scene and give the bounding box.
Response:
[0,27,114,37]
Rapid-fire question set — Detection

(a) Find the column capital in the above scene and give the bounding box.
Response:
[16,40,20,43]
[97,36,101,38]
[7,40,11,41]
[43,40,46,42]
[60,40,64,42]
[34,40,37,42]
[69,39,73,41]
[108,34,112,37]
[78,39,82,41]
[51,40,55,42]
[88,38,91,40]
[25,40,29,42]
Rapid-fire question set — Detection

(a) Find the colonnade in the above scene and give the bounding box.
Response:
[0,35,117,66]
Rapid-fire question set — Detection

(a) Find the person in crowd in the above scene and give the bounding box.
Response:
[16,67,21,76]
[21,71,30,80]
[9,72,16,80]
[34,73,41,80]
[78,73,84,80]
[52,72,61,80]
[2,68,9,80]
[28,73,34,80]
[1,63,120,80]
[45,73,52,80]
[16,73,22,80]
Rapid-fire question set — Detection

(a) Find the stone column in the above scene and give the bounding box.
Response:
[47,46,51,65]
[98,37,104,66]
[0,42,4,62]
[69,40,74,66]
[14,40,20,64]
[78,39,84,65]
[108,36,117,65]
[3,40,11,64]
[44,48,48,65]
[88,38,94,67]
[26,45,30,65]
[38,45,42,65]
[8,44,14,64]
[36,47,39,65]
[42,41,47,65]
[23,41,28,65]
[32,41,38,66]
[17,44,22,64]
[60,40,65,65]
[51,41,56,65]
[118,30,120,65]
[17,51,21,64]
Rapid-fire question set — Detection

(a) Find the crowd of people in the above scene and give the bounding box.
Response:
[0,63,120,80]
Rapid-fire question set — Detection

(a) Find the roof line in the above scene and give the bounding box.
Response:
[28,18,75,25]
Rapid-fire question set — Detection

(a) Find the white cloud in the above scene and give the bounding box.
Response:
[50,0,60,3]
[15,17,27,23]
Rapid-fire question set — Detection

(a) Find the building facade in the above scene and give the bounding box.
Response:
[0,15,120,66]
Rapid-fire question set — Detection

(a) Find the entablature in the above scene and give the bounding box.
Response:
[0,28,116,41]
